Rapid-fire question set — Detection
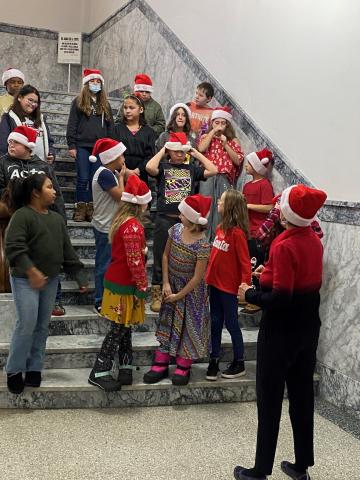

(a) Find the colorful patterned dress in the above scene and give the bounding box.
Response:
[156,223,211,359]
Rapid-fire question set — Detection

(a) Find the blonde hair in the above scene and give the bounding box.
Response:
[220,189,249,237]
[77,83,112,120]
[109,201,143,243]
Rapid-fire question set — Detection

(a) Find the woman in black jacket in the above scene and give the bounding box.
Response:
[66,68,113,222]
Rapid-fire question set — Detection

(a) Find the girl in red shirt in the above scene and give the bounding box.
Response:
[205,189,252,380]
[88,175,152,392]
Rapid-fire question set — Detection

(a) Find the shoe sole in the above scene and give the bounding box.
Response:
[88,378,121,392]
[205,374,219,381]
[143,371,169,384]
[221,370,246,379]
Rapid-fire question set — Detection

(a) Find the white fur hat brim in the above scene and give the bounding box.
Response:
[169,103,191,119]
[245,151,269,176]
[211,109,232,122]
[121,190,152,205]
[2,68,25,86]
[83,73,104,85]
[8,131,35,151]
[134,84,153,93]
[164,142,192,153]
[280,185,314,227]
[178,199,208,225]
[89,142,127,164]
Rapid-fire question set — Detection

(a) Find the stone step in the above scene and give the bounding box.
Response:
[54,144,72,157]
[52,134,67,144]
[61,186,76,203]
[56,171,76,188]
[41,94,120,108]
[69,238,153,258]
[0,330,258,369]
[0,362,260,409]
[54,156,75,172]
[44,110,70,123]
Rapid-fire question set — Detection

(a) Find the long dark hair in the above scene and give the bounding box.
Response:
[8,173,48,211]
[11,85,42,128]
[123,94,147,126]
[166,106,191,134]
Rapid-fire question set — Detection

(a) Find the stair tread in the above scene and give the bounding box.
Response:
[71,238,153,246]
[0,330,259,353]
[62,280,95,291]
[68,220,92,227]
[0,362,258,392]
[56,171,76,176]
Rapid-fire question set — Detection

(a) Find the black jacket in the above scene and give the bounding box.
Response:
[0,153,66,220]
[66,98,114,149]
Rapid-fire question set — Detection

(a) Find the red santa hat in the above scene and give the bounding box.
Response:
[246,148,273,176]
[133,73,153,93]
[121,175,152,205]
[280,184,327,227]
[8,125,37,151]
[169,102,191,119]
[2,68,25,86]
[178,194,212,225]
[164,132,192,152]
[82,68,104,85]
[211,106,232,122]
[89,138,126,165]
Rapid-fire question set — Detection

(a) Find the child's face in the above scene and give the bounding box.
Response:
[137,91,151,102]
[38,177,56,206]
[113,154,125,171]
[245,161,256,176]
[179,213,192,228]
[18,93,39,115]
[175,108,187,129]
[212,118,227,134]
[5,77,24,96]
[217,192,226,215]
[194,88,211,107]
[8,140,31,159]
[141,204,148,213]
[123,98,143,122]
[168,149,186,164]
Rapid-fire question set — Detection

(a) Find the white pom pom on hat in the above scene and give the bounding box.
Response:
[90,138,126,165]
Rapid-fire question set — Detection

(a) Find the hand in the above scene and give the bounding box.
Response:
[162,282,172,298]
[27,267,48,290]
[220,134,227,146]
[119,163,127,178]
[238,283,252,302]
[164,293,179,303]
[46,154,54,164]
[127,168,140,177]
[79,286,88,293]
[253,264,265,279]
[68,149,77,158]
[212,125,223,135]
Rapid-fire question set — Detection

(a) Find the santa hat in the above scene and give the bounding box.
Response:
[169,103,191,119]
[211,106,232,122]
[178,194,212,225]
[82,68,104,85]
[121,175,152,205]
[133,74,153,93]
[280,184,327,227]
[246,148,273,176]
[89,138,126,165]
[8,125,37,151]
[164,132,192,152]
[2,68,25,86]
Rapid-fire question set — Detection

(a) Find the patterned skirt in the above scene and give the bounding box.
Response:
[101,288,145,326]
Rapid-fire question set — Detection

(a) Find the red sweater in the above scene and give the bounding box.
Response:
[243,178,274,237]
[206,226,252,295]
[104,218,147,298]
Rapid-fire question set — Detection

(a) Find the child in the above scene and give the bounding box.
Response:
[89,138,127,314]
[205,190,252,380]
[88,175,152,392]
[115,74,165,138]
[198,107,244,241]
[146,132,217,312]
[0,84,56,163]
[4,173,88,394]
[0,68,25,116]
[66,68,114,222]
[112,93,156,186]
[242,148,274,314]
[187,82,214,144]
[156,103,194,151]
[143,194,212,386]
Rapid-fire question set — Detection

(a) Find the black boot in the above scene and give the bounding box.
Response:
[118,327,133,385]
[88,356,121,392]
[281,461,311,480]
[206,358,219,381]
[7,372,24,394]
[25,371,42,387]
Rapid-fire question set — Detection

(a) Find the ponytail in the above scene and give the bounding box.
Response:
[8,173,48,211]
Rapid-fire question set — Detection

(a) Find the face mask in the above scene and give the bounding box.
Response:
[89,83,101,94]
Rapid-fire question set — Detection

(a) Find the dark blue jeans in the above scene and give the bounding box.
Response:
[75,147,101,202]
[94,227,111,307]
[209,285,244,361]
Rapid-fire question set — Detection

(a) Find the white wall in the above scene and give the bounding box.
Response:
[86,0,129,32]
[146,0,360,202]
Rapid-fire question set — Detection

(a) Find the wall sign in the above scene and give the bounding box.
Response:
[58,32,82,64]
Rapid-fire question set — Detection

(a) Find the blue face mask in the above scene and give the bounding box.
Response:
[89,83,101,94]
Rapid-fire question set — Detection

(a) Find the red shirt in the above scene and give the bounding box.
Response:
[243,178,274,237]
[104,218,147,298]
[206,226,252,295]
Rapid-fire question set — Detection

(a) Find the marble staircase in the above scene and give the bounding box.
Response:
[0,89,317,408]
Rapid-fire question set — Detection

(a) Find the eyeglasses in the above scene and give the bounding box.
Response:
[26,99,39,106]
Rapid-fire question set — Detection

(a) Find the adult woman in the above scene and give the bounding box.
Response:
[0,84,55,163]
[66,69,113,222]
[235,184,327,480]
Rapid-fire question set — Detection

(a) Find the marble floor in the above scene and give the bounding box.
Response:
[0,401,359,480]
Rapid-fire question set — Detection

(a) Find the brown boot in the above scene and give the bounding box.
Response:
[241,303,262,314]
[85,202,94,222]
[150,285,162,312]
[73,202,87,222]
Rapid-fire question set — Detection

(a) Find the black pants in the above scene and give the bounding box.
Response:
[94,323,132,372]
[254,320,320,474]
[152,214,179,285]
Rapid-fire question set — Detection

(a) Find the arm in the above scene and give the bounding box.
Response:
[66,99,80,150]
[123,225,148,294]
[43,117,56,160]
[151,104,166,138]
[198,130,216,153]
[146,146,166,176]
[0,114,12,154]
[155,131,167,152]
[256,206,280,241]
[222,137,244,166]
[5,210,34,272]
[235,232,252,285]
[190,148,217,178]
[247,204,273,213]
[165,258,208,302]
[162,238,173,297]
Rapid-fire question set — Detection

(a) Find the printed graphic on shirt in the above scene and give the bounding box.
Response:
[213,233,229,252]
[7,164,46,180]
[164,168,191,204]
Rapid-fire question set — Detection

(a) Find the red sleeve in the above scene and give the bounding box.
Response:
[260,180,274,204]
[234,230,252,284]
[272,242,296,294]
[228,139,244,163]
[123,223,147,292]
